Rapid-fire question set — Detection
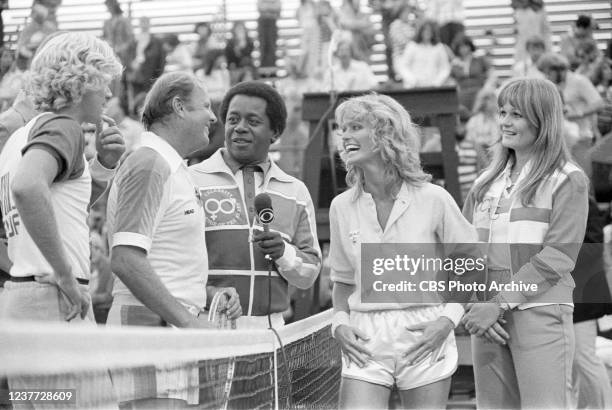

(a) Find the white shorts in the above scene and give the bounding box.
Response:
[343,306,458,390]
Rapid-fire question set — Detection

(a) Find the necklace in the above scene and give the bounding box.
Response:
[509,168,521,181]
[506,169,520,192]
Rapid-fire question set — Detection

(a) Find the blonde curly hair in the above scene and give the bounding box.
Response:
[334,93,431,199]
[28,32,122,112]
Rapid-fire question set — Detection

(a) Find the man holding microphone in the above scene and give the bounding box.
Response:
[190,81,321,329]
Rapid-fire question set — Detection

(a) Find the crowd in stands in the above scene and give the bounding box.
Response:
[0,0,611,324]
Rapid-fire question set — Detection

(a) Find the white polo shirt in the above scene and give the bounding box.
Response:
[107,132,208,309]
[329,182,478,327]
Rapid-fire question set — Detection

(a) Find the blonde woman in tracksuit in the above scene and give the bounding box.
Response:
[462,77,589,409]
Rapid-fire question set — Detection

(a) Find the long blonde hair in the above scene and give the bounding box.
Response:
[472,78,571,205]
[334,93,431,199]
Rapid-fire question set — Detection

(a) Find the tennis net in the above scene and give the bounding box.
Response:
[0,309,341,409]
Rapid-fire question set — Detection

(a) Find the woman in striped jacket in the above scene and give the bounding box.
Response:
[462,77,589,409]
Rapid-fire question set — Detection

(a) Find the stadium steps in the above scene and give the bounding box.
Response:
[2,0,611,81]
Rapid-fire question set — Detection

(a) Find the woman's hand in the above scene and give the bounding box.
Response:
[462,302,504,338]
[334,324,372,368]
[404,317,454,366]
[480,318,510,345]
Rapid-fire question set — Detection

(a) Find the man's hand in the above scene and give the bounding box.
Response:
[213,287,242,320]
[334,324,372,368]
[252,230,285,260]
[56,273,90,321]
[462,302,504,338]
[404,317,454,366]
[95,115,125,169]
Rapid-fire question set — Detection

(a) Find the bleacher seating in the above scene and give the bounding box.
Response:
[2,0,610,81]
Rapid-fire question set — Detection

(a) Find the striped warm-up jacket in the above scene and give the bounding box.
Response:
[190,150,321,316]
[463,161,589,306]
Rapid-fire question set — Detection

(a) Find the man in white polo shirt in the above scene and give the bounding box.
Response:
[107,71,241,329]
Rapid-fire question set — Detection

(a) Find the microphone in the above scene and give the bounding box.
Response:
[254,193,274,232]
[254,193,275,326]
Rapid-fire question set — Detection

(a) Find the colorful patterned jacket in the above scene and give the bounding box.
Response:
[190,150,321,316]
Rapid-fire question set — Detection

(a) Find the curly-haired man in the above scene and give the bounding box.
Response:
[0,30,125,409]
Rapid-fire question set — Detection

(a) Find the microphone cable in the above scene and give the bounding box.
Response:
[267,243,293,408]
[255,193,293,407]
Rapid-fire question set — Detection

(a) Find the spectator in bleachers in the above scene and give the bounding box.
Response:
[576,39,611,90]
[103,0,133,113]
[277,55,312,98]
[129,16,165,103]
[560,15,597,72]
[0,90,35,151]
[595,62,612,137]
[32,0,60,29]
[195,48,230,104]
[0,1,7,50]
[538,52,604,176]
[337,0,375,62]
[511,34,546,79]
[188,50,231,165]
[369,0,402,82]
[275,56,311,177]
[0,49,25,112]
[257,0,281,70]
[424,0,464,48]
[450,35,494,114]
[192,22,223,73]
[315,0,338,77]
[162,33,193,73]
[296,0,320,79]
[105,97,143,155]
[397,19,451,88]
[456,111,486,203]
[225,21,255,85]
[511,0,551,63]
[16,3,56,68]
[389,2,419,82]
[102,0,133,67]
[323,38,378,92]
[465,87,500,166]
